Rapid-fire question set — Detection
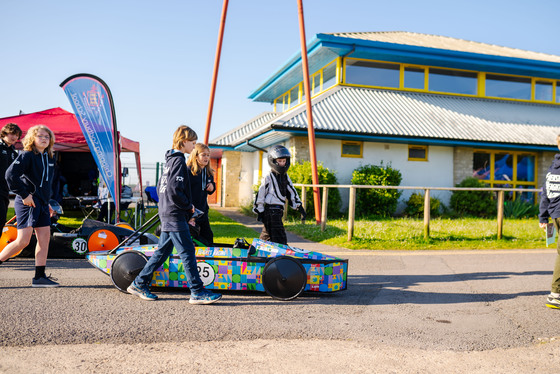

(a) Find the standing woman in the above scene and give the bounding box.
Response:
[186,143,216,246]
[0,125,58,287]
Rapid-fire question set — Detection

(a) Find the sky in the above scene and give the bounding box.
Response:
[2,0,560,185]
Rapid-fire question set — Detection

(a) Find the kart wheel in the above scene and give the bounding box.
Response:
[0,225,22,258]
[110,250,148,292]
[87,229,120,252]
[262,256,307,301]
[115,222,134,231]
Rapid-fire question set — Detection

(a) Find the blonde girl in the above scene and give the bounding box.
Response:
[0,125,58,287]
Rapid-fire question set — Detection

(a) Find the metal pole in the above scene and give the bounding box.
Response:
[297,0,322,224]
[203,0,229,145]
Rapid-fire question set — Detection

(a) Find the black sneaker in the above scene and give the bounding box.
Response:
[32,275,60,288]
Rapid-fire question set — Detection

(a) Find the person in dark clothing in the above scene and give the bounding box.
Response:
[186,143,216,246]
[127,125,221,304]
[539,134,560,309]
[0,123,22,232]
[253,145,306,245]
[0,125,58,287]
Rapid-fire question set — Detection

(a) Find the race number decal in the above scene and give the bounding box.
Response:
[72,238,88,255]
[197,262,215,287]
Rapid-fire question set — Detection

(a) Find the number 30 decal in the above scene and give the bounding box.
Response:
[197,262,215,287]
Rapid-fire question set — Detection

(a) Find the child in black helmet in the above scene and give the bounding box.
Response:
[253,145,306,245]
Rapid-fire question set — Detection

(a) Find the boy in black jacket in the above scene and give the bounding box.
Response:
[127,126,221,304]
[539,134,560,309]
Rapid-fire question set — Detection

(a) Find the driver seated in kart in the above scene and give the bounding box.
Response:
[253,145,306,245]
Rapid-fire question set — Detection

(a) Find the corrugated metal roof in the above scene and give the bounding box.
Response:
[211,111,279,146]
[214,86,560,149]
[330,32,560,64]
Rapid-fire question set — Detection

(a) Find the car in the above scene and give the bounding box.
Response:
[86,237,348,300]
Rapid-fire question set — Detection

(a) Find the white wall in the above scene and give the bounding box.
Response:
[315,140,454,211]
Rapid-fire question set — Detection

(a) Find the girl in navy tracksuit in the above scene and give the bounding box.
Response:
[0,125,58,288]
[127,126,221,304]
[187,143,216,246]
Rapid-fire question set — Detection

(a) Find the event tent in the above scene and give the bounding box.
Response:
[0,107,143,194]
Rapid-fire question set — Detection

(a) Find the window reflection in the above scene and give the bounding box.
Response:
[473,152,490,180]
[494,153,513,181]
[404,67,424,89]
[486,74,531,100]
[429,68,477,95]
[535,81,553,101]
[517,155,535,182]
[345,60,399,87]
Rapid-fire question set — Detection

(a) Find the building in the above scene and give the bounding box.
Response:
[211,32,560,210]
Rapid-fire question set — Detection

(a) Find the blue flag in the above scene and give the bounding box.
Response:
[60,74,120,218]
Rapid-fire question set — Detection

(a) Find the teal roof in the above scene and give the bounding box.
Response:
[249,32,560,103]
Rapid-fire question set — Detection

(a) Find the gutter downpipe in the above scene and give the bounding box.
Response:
[297,0,321,225]
[204,0,229,145]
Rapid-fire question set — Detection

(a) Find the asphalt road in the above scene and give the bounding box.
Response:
[1,209,560,372]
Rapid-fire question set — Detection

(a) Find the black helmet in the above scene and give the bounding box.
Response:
[268,145,291,174]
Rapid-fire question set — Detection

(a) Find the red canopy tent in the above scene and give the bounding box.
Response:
[0,107,143,194]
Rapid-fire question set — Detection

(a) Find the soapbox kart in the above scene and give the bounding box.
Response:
[86,215,348,300]
[0,200,158,259]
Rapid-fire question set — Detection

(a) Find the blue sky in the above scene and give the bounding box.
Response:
[1,0,559,184]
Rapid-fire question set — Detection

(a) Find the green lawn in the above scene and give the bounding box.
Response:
[13,207,551,250]
[284,216,550,250]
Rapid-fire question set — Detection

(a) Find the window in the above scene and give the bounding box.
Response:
[428,68,477,95]
[341,141,362,158]
[345,59,399,87]
[404,67,425,89]
[322,61,337,91]
[486,74,531,100]
[472,150,537,202]
[408,145,427,161]
[535,80,553,101]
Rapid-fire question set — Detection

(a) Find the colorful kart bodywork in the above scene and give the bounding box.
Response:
[87,238,348,300]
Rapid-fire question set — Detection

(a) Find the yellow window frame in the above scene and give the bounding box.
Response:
[341,141,363,158]
[408,145,428,161]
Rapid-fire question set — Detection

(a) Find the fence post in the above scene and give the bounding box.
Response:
[347,186,356,241]
[320,187,328,231]
[497,190,504,239]
[424,189,430,238]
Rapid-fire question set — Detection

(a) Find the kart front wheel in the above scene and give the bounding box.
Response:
[110,250,148,292]
[262,256,307,301]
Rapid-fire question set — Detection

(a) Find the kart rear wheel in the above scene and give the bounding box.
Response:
[0,225,22,258]
[115,222,134,231]
[262,256,307,301]
[110,250,148,292]
[87,228,120,252]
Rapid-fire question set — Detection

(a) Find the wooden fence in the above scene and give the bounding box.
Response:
[293,184,540,241]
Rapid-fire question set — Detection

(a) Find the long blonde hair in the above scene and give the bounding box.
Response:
[22,125,55,158]
[187,143,214,177]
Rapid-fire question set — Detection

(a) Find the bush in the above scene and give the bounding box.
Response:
[450,177,496,217]
[404,192,442,217]
[351,162,402,218]
[288,161,341,218]
[504,198,539,219]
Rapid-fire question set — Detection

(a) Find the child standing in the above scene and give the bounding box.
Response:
[539,134,560,309]
[187,143,216,246]
[127,125,221,304]
[0,123,22,232]
[0,125,58,287]
[253,145,306,245]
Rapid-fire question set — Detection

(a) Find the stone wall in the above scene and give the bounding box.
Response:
[453,147,473,185]
[221,150,241,207]
[289,136,310,163]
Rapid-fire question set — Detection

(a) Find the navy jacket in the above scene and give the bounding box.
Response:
[157,150,193,230]
[539,154,560,223]
[187,166,215,214]
[0,139,18,198]
[6,150,55,205]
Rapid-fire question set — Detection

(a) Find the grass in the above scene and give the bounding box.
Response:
[9,207,550,251]
[284,216,550,250]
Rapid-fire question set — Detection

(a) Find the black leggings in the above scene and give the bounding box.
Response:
[259,206,287,245]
